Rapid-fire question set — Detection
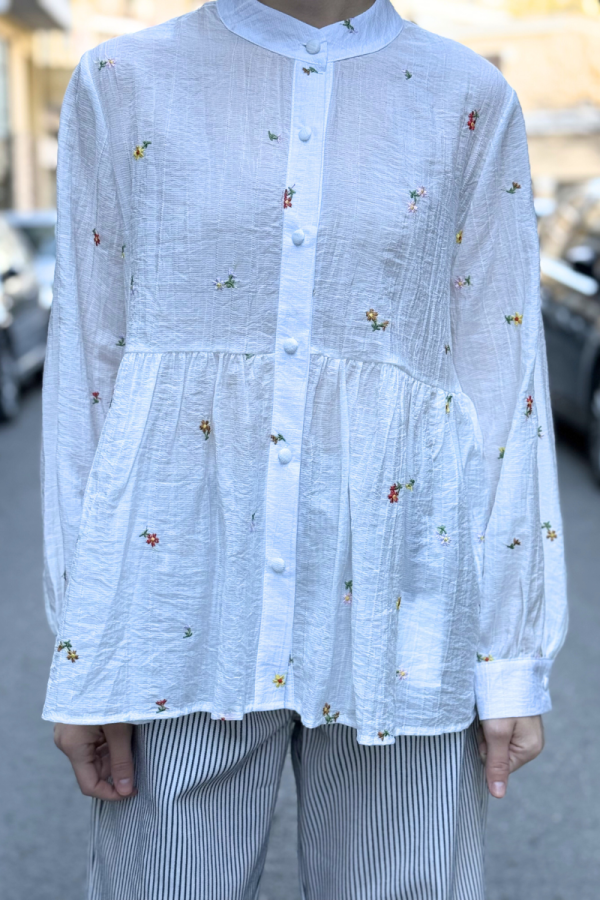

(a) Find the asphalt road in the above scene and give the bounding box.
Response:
[1,385,599,900]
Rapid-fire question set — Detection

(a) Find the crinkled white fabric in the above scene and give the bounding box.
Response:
[41,0,568,743]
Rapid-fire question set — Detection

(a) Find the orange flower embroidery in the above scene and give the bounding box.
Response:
[323,703,340,724]
[200,420,211,440]
[506,537,521,549]
[541,521,558,541]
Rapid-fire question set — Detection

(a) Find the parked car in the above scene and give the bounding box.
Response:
[0,215,49,421]
[539,179,600,483]
[4,208,56,312]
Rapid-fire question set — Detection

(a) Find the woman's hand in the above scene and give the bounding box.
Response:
[478,715,544,798]
[54,722,136,801]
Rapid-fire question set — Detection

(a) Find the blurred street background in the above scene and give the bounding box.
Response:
[1,0,600,897]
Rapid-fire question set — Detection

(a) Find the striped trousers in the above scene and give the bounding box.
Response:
[89,711,488,900]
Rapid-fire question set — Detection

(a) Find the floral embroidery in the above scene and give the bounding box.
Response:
[273,673,286,688]
[437,525,450,545]
[477,653,494,662]
[456,230,463,244]
[96,58,116,70]
[251,511,257,532]
[133,141,151,159]
[444,343,451,354]
[343,18,356,32]
[445,394,453,414]
[302,66,318,75]
[454,275,472,289]
[498,447,505,459]
[91,391,101,404]
[323,703,340,724]
[67,649,79,663]
[130,274,135,293]
[504,312,523,326]
[268,130,281,142]
[283,186,296,209]
[478,533,485,542]
[343,579,353,604]
[396,595,402,610]
[396,669,408,680]
[506,537,521,549]
[541,521,558,541]
[403,69,412,80]
[505,182,521,194]
[467,110,480,131]
[92,228,100,246]
[184,627,193,638]
[121,244,126,258]
[156,699,168,712]
[408,186,427,214]
[56,640,80,664]
[388,478,415,503]
[271,433,286,444]
[214,271,237,290]
[377,730,391,741]
[116,335,126,347]
[200,419,211,440]
[525,395,534,417]
[366,309,390,331]
[537,425,543,438]
[140,529,159,547]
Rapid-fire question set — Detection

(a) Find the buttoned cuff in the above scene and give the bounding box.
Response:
[475,657,553,720]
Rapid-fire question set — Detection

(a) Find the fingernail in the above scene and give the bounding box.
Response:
[492,781,506,797]
[117,778,132,792]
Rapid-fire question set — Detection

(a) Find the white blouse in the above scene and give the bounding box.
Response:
[42,0,568,744]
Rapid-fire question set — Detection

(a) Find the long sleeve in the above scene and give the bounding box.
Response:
[41,55,127,634]
[450,85,568,720]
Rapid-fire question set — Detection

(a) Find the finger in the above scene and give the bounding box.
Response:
[71,755,125,801]
[481,719,515,799]
[476,723,487,764]
[104,723,135,796]
[509,715,545,774]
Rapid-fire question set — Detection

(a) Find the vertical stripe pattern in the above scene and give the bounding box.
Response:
[88,712,487,900]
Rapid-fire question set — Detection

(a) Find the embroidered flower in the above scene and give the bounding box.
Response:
[525,395,534,417]
[396,595,402,610]
[200,419,211,440]
[537,425,543,438]
[271,433,286,444]
[323,703,340,724]
[251,511,257,532]
[445,394,453,414]
[96,58,116,70]
[456,230,463,244]
[498,446,505,459]
[403,69,412,80]
[56,640,72,653]
[273,674,286,688]
[366,309,390,331]
[92,228,100,246]
[478,533,485,542]
[67,649,79,663]
[444,343,451,354]
[408,200,418,214]
[343,579,353,605]
[467,110,480,131]
[506,537,521,549]
[140,529,159,547]
[504,312,523,326]
[396,669,408,680]
[91,392,100,404]
[156,699,168,712]
[130,274,135,293]
[454,275,472,289]
[133,140,151,159]
[541,521,558,541]
[116,335,126,347]
[388,479,415,502]
[214,271,237,290]
[408,187,427,213]
[283,185,296,209]
[302,66,318,75]
[477,653,494,662]
[343,18,356,32]
[121,244,126,258]
[377,730,391,741]
[505,182,521,194]
[268,130,281,142]
[437,525,451,545]
[184,627,193,638]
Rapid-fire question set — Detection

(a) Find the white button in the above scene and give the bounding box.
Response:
[283,337,298,354]
[292,229,305,246]
[278,447,292,465]
[305,39,321,54]
[298,126,312,142]
[270,557,285,573]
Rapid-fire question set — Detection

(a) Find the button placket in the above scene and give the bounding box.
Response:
[254,59,333,706]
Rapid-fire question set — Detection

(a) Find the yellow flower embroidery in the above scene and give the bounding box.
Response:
[133,140,151,159]
[273,674,286,687]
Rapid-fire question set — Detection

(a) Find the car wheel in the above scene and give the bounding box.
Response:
[0,332,20,421]
[589,382,600,485]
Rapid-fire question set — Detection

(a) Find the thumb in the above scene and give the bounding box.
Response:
[104,723,135,797]
[482,719,514,799]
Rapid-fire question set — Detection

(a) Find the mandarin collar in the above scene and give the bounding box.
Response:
[216,0,404,65]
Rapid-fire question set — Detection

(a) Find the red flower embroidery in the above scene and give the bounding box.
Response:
[283,186,296,209]
[92,228,100,246]
[91,392,100,404]
[140,528,159,547]
[156,699,168,712]
[467,110,480,131]
[525,395,534,417]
